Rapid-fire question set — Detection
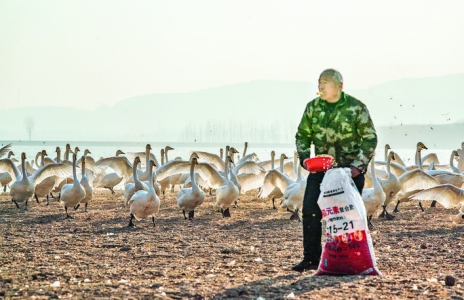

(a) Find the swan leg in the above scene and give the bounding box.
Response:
[12,198,19,209]
[65,206,74,219]
[222,207,231,218]
[24,198,29,211]
[430,200,437,208]
[3,185,6,192]
[84,203,88,212]
[34,194,40,204]
[46,195,50,206]
[74,203,80,210]
[128,213,135,227]
[151,216,156,227]
[418,202,425,212]
[182,209,187,220]
[393,201,401,213]
[272,198,276,210]
[367,215,375,229]
[188,210,194,220]
[49,192,55,199]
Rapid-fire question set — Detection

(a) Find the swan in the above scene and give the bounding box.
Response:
[74,156,94,212]
[457,142,464,172]
[157,147,176,198]
[77,149,96,172]
[237,142,259,165]
[177,157,205,220]
[125,144,160,170]
[127,160,160,227]
[60,153,86,218]
[0,150,15,192]
[392,142,441,213]
[124,156,148,208]
[125,144,161,184]
[258,153,290,209]
[425,150,460,174]
[280,163,306,221]
[213,156,239,218]
[362,155,386,227]
[377,151,401,220]
[0,152,73,210]
[33,150,57,205]
[94,150,133,194]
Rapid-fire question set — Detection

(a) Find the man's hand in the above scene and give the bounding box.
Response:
[350,166,361,178]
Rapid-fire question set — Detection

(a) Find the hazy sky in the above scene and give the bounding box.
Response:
[1,0,464,110]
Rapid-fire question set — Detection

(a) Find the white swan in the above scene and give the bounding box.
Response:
[362,155,386,227]
[124,156,148,208]
[393,142,441,213]
[280,163,306,221]
[94,150,132,194]
[213,156,239,218]
[377,151,401,220]
[127,160,160,227]
[60,153,86,218]
[75,156,94,212]
[0,150,15,192]
[33,150,57,206]
[0,152,73,210]
[177,156,205,220]
[258,153,290,209]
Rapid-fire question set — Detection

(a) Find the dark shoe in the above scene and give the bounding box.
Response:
[292,260,319,272]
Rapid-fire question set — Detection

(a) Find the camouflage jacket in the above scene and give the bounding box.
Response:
[295,92,377,173]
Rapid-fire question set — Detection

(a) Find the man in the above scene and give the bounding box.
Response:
[293,68,377,272]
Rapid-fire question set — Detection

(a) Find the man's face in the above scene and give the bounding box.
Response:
[318,74,342,102]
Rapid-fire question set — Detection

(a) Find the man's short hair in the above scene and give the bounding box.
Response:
[320,69,343,85]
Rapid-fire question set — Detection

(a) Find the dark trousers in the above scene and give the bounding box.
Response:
[301,171,365,263]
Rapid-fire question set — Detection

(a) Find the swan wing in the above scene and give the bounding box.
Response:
[155,160,189,181]
[95,156,132,178]
[258,170,293,198]
[398,169,441,193]
[194,151,225,171]
[233,160,265,175]
[31,163,73,186]
[0,158,21,180]
[409,184,464,209]
[0,144,12,158]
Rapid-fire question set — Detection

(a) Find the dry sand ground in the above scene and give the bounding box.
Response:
[1,189,463,299]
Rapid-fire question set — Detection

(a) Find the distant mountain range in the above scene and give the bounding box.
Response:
[1,74,463,148]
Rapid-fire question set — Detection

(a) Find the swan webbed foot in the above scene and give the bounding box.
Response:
[188,210,194,220]
[233,200,238,208]
[128,213,135,227]
[393,201,401,213]
[289,209,301,222]
[222,207,231,218]
[65,206,74,219]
